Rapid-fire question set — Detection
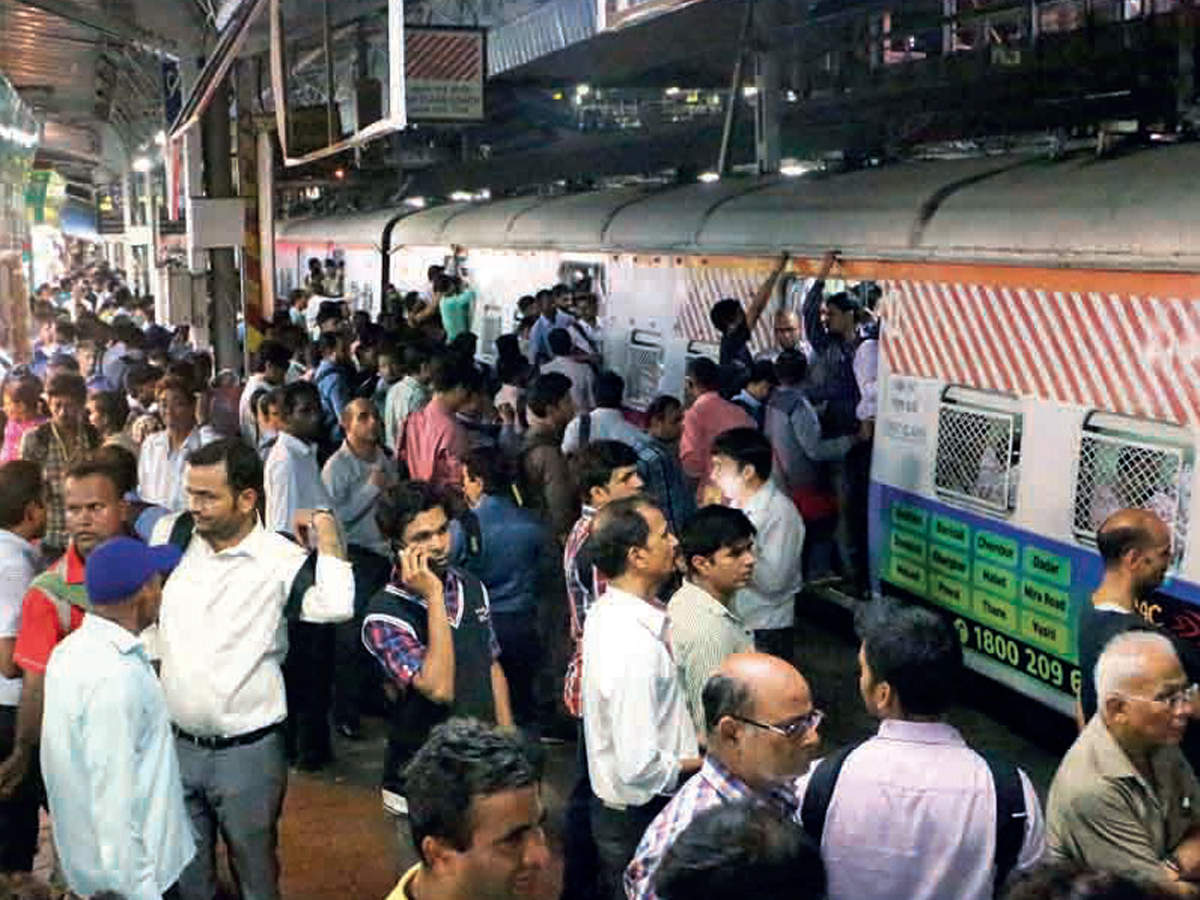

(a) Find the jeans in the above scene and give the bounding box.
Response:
[0,705,39,871]
[590,794,669,900]
[175,729,288,900]
[491,610,541,733]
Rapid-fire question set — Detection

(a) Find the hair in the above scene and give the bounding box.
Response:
[87,390,128,436]
[712,428,773,482]
[747,359,777,387]
[429,353,472,394]
[1095,630,1178,708]
[574,440,639,504]
[547,327,572,356]
[680,505,756,576]
[587,496,655,579]
[248,388,270,421]
[404,718,540,862]
[774,349,808,385]
[63,459,123,498]
[1003,863,1175,900]
[701,672,754,735]
[686,357,721,392]
[0,461,43,529]
[124,363,161,395]
[186,438,264,501]
[46,372,86,402]
[526,373,572,418]
[1097,514,1163,569]
[855,600,962,716]
[594,371,625,409]
[646,394,682,423]
[318,331,346,356]
[256,339,291,372]
[91,444,138,496]
[279,380,320,418]
[709,298,743,333]
[47,354,79,374]
[375,481,448,544]
[653,801,826,900]
[155,375,194,405]
[824,291,860,313]
[463,448,514,497]
[5,374,42,413]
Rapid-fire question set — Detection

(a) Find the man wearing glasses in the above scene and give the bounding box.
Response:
[1048,630,1200,889]
[624,650,822,900]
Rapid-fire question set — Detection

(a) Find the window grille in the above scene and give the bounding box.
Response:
[624,330,664,410]
[478,306,503,361]
[933,390,1021,515]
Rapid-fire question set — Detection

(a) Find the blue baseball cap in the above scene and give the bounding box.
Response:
[85,537,182,606]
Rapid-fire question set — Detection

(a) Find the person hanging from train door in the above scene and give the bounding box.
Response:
[708,252,790,397]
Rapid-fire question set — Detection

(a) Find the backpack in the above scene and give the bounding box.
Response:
[799,739,1027,894]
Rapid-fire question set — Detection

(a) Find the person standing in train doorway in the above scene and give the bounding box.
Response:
[708,252,790,396]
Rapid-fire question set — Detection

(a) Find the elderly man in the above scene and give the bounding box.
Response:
[625,651,822,899]
[1048,631,1200,891]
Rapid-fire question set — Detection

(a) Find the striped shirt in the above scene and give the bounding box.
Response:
[563,508,604,718]
[666,581,754,734]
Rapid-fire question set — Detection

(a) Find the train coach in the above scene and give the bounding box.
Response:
[276,142,1200,716]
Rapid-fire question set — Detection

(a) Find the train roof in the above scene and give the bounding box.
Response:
[278,142,1200,270]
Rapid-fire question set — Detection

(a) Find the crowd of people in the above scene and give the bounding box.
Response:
[0,255,1192,900]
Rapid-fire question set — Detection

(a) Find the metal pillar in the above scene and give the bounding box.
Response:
[200,76,241,374]
[237,58,262,376]
[718,0,756,175]
[754,0,781,175]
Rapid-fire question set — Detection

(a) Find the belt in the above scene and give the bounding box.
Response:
[173,721,282,750]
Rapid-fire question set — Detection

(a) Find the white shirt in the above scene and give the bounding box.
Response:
[732,480,805,630]
[151,517,354,737]
[810,719,1045,900]
[264,431,335,535]
[138,426,218,513]
[0,529,38,706]
[561,407,645,456]
[854,338,879,421]
[581,585,698,807]
[321,441,396,556]
[541,356,595,415]
[41,614,195,899]
[238,372,271,446]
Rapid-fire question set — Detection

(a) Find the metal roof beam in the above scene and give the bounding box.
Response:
[10,0,178,53]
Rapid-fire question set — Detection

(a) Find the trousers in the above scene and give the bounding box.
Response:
[0,705,39,871]
[590,793,669,900]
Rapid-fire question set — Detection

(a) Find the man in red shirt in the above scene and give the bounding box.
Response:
[402,354,474,487]
[0,460,129,797]
[679,358,754,490]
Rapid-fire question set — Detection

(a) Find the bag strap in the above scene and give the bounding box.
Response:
[981,752,1027,892]
[168,511,195,552]
[579,412,591,449]
[799,739,865,844]
[283,551,319,620]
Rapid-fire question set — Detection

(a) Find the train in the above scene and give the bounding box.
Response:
[276,141,1200,716]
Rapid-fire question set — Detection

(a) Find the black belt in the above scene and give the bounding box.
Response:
[173,721,282,750]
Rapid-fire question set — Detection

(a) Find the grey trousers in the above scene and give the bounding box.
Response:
[175,729,288,900]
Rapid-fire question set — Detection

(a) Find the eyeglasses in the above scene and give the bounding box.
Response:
[1123,683,1199,710]
[732,709,823,738]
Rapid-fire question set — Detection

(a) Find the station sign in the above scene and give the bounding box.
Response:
[405,27,486,123]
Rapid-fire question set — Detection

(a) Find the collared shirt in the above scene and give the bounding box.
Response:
[384,375,430,452]
[138,425,218,513]
[12,542,87,674]
[561,407,644,456]
[385,863,420,900]
[625,756,800,900]
[322,441,396,556]
[854,337,879,421]
[679,391,754,485]
[765,386,856,493]
[439,289,475,341]
[732,481,805,630]
[20,421,99,550]
[667,581,754,733]
[802,279,861,438]
[581,586,699,807]
[454,494,550,616]
[1047,713,1200,882]
[563,508,604,718]
[151,517,354,737]
[41,614,195,900]
[238,372,271,446]
[404,395,469,488]
[810,719,1045,900]
[0,529,38,705]
[264,431,335,535]
[529,311,576,365]
[633,434,695,536]
[541,356,595,415]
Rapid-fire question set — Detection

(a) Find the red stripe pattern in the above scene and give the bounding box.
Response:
[406,31,483,82]
[881,282,1200,426]
[681,267,775,350]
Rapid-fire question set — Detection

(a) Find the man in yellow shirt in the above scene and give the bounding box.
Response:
[387,718,553,900]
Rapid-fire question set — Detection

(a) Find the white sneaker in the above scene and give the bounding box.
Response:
[382,788,409,817]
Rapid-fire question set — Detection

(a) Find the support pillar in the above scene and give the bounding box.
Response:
[200,76,241,374]
[237,58,264,375]
[754,1,781,174]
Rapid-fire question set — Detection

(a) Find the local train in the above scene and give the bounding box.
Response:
[276,142,1200,716]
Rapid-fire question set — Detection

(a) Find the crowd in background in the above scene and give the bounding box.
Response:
[0,255,1192,900]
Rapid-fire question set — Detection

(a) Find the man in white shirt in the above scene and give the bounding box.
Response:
[383,342,433,453]
[799,601,1045,899]
[710,428,804,662]
[138,375,218,513]
[561,371,644,456]
[238,340,290,447]
[542,328,594,415]
[0,461,44,871]
[41,537,193,900]
[581,496,701,900]
[151,438,353,900]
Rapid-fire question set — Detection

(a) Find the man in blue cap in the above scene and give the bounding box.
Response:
[40,537,195,900]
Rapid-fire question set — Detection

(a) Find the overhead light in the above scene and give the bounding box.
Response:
[449,190,473,202]
[742,85,758,98]
[698,171,720,183]
[780,164,807,177]
[478,187,491,200]
[132,156,153,173]
[405,196,427,209]
[333,167,345,179]
[552,91,564,100]
[786,90,798,103]
[575,83,591,96]
[154,130,167,146]
[664,86,681,97]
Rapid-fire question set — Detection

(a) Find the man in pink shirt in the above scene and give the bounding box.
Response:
[402,355,474,487]
[680,357,754,488]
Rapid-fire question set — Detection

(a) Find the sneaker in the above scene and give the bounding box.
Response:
[382,789,408,817]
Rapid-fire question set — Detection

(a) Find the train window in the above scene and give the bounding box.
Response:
[477,304,504,361]
[624,329,665,411]
[685,339,718,364]
[558,260,607,299]
[1072,412,1193,567]
[932,387,1022,517]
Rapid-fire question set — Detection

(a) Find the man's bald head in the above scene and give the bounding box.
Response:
[1097,509,1170,569]
[716,652,811,717]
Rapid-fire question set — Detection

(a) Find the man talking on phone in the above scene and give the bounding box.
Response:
[363,481,514,819]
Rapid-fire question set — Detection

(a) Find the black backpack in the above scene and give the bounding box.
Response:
[799,739,1027,895]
